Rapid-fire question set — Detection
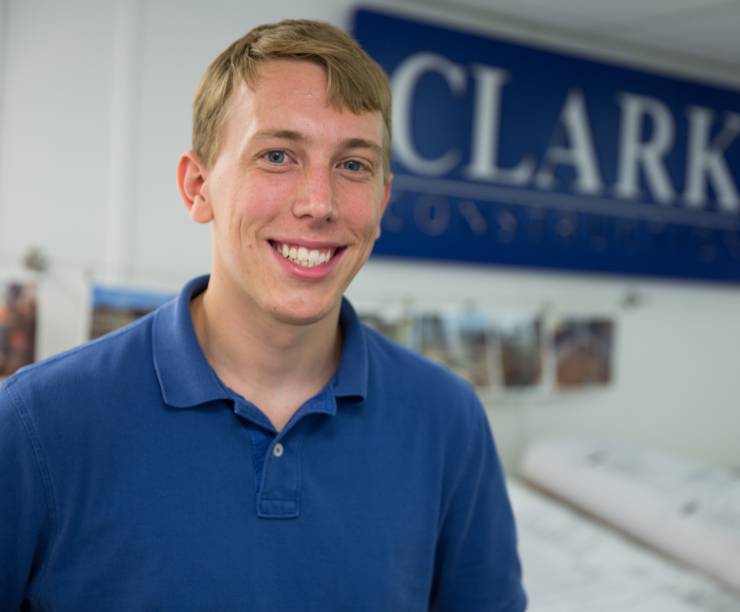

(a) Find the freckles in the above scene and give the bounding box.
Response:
[236,219,256,251]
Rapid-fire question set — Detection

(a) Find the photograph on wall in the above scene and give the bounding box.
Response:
[494,314,543,389]
[445,311,502,389]
[358,308,413,347]
[553,318,614,388]
[409,312,456,371]
[359,305,545,391]
[0,280,37,378]
[89,284,174,340]
[406,310,504,389]
[359,308,494,386]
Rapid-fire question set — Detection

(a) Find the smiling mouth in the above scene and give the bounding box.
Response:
[270,241,343,268]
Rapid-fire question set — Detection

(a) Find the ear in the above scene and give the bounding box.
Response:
[177,150,213,224]
[375,173,393,239]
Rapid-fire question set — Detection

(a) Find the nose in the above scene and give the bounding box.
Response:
[291,166,337,223]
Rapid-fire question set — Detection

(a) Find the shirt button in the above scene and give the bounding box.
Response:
[273,443,284,458]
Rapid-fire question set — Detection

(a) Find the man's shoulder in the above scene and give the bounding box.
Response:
[2,311,156,407]
[361,323,483,423]
[363,324,474,391]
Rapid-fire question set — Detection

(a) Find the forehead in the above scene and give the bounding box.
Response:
[222,59,384,147]
[249,59,329,101]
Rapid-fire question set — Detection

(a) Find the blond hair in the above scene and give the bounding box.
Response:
[192,19,392,177]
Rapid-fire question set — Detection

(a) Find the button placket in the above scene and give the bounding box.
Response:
[255,392,333,519]
[257,432,303,519]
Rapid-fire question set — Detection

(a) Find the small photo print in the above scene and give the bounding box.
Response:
[0,281,37,378]
[495,315,543,388]
[408,311,502,389]
[553,318,614,388]
[358,311,413,346]
[90,285,174,340]
[410,312,457,370]
[359,307,544,391]
[446,311,502,389]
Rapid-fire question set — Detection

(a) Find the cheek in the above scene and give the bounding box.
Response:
[362,200,386,238]
[244,174,294,215]
[342,185,386,229]
[222,183,282,239]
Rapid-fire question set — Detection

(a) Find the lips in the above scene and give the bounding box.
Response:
[270,241,343,268]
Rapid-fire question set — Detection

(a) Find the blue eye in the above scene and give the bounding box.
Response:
[342,159,366,172]
[265,150,287,163]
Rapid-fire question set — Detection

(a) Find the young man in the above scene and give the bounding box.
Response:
[0,20,526,611]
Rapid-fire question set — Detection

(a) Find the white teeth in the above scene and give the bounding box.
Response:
[275,242,334,267]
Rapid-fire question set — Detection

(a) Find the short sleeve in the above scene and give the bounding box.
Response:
[0,378,54,608]
[429,393,527,612]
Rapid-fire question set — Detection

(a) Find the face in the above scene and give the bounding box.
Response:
[180,59,392,327]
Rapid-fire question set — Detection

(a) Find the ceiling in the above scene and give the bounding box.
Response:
[419,0,740,82]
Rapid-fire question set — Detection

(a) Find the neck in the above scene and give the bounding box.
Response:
[190,276,341,424]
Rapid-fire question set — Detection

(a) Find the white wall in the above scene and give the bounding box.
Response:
[1,0,739,470]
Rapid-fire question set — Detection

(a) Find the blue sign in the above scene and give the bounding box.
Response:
[352,9,740,283]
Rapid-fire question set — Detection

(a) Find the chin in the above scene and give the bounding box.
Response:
[268,296,341,327]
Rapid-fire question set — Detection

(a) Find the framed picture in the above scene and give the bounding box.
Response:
[0,280,37,378]
[89,284,174,340]
[553,318,614,388]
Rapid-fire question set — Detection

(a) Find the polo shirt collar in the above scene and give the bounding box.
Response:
[334,297,368,401]
[153,275,226,408]
[152,275,368,408]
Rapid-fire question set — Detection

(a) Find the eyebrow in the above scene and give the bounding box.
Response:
[252,130,382,154]
[253,129,307,143]
[342,138,382,155]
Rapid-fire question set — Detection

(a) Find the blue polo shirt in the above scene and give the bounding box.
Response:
[0,275,526,611]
